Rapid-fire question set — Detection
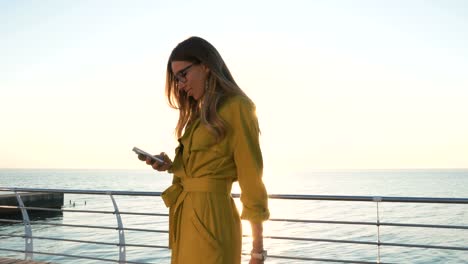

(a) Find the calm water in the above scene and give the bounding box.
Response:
[1,168,468,263]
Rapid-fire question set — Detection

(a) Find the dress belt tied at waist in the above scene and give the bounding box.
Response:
[161,177,233,248]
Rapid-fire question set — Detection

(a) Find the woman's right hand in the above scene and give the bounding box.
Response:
[138,152,173,172]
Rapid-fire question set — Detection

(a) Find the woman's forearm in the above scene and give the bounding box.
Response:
[250,221,264,251]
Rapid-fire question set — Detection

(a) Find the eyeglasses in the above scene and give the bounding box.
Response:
[174,63,195,83]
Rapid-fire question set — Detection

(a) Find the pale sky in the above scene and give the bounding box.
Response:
[1,0,467,171]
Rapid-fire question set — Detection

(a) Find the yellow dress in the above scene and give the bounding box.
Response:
[161,95,270,264]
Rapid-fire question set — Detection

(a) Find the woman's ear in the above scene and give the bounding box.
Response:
[201,64,210,74]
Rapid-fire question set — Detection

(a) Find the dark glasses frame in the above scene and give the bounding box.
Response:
[174,63,196,83]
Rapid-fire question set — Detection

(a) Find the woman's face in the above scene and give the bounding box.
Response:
[171,60,209,101]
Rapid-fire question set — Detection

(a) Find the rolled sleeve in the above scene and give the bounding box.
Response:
[231,97,270,223]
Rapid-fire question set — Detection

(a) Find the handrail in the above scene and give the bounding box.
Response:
[1,186,467,263]
[13,191,33,260]
[3,186,468,203]
[0,248,152,264]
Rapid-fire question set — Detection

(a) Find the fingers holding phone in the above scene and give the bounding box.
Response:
[133,147,173,172]
[137,154,147,162]
[150,152,172,171]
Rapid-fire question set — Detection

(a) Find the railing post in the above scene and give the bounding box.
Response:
[373,196,382,263]
[109,193,126,263]
[14,191,33,260]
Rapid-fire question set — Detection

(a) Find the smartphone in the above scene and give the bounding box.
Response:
[132,147,165,164]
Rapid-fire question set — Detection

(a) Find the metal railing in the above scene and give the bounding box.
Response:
[0,187,468,263]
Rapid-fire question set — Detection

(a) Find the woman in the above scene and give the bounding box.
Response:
[139,36,269,264]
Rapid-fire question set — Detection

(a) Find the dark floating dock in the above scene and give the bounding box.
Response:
[0,192,64,215]
[0,257,52,263]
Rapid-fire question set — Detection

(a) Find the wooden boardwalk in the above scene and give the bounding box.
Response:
[0,258,52,264]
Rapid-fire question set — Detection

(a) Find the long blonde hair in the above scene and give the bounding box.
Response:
[165,36,250,142]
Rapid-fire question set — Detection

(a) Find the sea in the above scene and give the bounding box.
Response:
[0,168,467,264]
